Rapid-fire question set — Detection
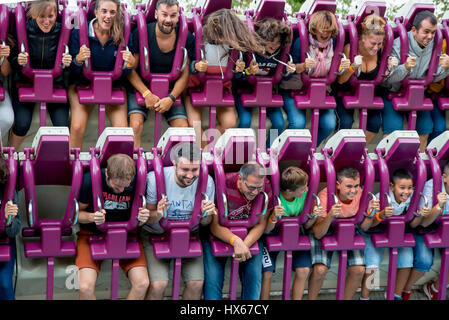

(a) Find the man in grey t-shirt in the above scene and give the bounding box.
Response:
[141,142,216,300]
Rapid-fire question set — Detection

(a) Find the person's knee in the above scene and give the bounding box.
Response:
[349,265,365,280]
[295,267,310,280]
[312,264,328,279]
[185,280,204,294]
[320,112,336,133]
[70,120,87,135]
[130,116,144,134]
[79,278,96,297]
[170,118,189,128]
[220,114,237,130]
[131,275,150,293]
[149,280,169,295]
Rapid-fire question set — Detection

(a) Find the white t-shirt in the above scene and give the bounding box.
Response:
[144,166,215,234]
[420,178,449,212]
[375,189,412,216]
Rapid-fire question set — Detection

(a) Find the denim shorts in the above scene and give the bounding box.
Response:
[127,91,187,122]
[262,246,312,273]
[361,229,413,269]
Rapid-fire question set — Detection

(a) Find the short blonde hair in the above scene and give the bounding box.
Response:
[308,10,338,38]
[27,0,57,20]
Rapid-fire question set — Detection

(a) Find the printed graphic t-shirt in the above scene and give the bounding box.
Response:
[79,169,136,233]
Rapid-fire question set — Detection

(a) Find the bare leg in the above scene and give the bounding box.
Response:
[68,85,94,149]
[395,268,411,296]
[307,264,328,300]
[78,268,98,300]
[344,265,365,300]
[403,268,425,292]
[182,280,203,300]
[9,132,27,150]
[146,280,168,300]
[126,266,150,300]
[365,131,378,145]
[260,271,273,300]
[292,267,310,300]
[129,113,145,148]
[419,134,429,153]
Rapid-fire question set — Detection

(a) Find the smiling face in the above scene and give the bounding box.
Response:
[412,18,437,48]
[238,174,265,201]
[390,178,414,204]
[315,23,332,44]
[95,0,118,32]
[155,3,179,35]
[33,5,57,33]
[337,177,360,202]
[173,157,200,188]
[360,33,384,56]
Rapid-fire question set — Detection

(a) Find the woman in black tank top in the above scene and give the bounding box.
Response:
[334,14,387,145]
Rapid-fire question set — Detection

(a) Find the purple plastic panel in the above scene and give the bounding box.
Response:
[438,20,449,110]
[210,227,260,257]
[0,4,9,101]
[321,222,365,251]
[253,0,286,22]
[196,0,232,17]
[151,230,202,259]
[89,231,141,260]
[0,148,16,238]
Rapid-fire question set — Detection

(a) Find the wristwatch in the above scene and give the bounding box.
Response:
[167,94,176,103]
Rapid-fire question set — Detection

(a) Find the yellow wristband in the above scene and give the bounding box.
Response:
[142,90,151,98]
[348,65,356,73]
[229,235,238,246]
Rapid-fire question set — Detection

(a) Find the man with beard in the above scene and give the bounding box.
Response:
[127,0,195,147]
[141,142,216,299]
[202,162,281,300]
[307,167,366,300]
[380,10,449,151]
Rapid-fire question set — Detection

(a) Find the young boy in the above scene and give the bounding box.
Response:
[308,166,368,300]
[260,166,323,300]
[359,169,430,300]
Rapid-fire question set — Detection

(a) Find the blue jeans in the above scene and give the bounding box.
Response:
[281,91,335,146]
[381,95,433,135]
[202,238,263,300]
[429,99,446,143]
[412,233,434,273]
[234,94,285,148]
[0,239,16,300]
[335,96,382,133]
[362,231,413,269]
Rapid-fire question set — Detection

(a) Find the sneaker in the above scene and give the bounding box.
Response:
[401,291,411,300]
[423,281,438,300]
[394,294,403,300]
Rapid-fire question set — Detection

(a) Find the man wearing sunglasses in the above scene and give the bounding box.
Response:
[203,162,282,300]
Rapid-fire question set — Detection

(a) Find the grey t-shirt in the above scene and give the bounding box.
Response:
[143,166,215,234]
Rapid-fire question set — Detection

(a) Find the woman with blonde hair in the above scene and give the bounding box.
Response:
[69,0,134,149]
[9,0,72,149]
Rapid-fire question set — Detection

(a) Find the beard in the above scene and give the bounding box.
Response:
[157,21,174,35]
[176,173,197,187]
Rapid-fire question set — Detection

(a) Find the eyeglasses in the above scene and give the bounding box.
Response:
[244,181,264,192]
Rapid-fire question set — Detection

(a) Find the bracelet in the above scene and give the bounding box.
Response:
[244,68,251,76]
[375,212,384,221]
[127,63,134,68]
[142,90,151,98]
[229,235,239,246]
[167,94,176,103]
[348,65,356,73]
[268,216,277,224]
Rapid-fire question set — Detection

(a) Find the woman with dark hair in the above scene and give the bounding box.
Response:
[69,0,134,149]
[9,0,72,149]
[233,17,295,148]
[0,155,20,300]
